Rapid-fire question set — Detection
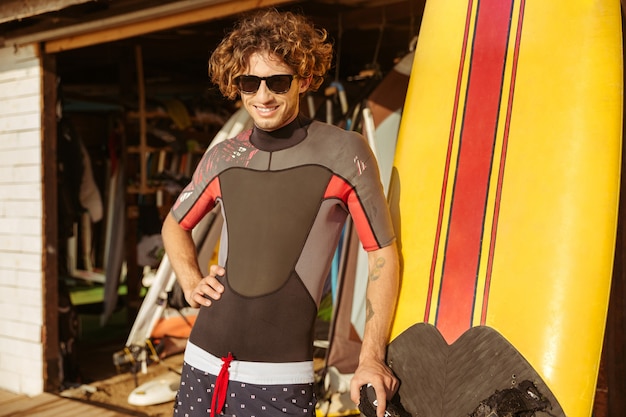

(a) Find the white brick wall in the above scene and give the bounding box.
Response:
[0,43,45,396]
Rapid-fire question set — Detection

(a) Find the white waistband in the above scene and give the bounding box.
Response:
[184,341,315,385]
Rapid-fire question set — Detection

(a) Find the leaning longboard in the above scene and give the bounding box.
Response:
[388,1,622,417]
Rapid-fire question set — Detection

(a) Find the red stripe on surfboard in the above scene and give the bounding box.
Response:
[424,0,476,323]
[435,0,514,344]
[481,0,526,324]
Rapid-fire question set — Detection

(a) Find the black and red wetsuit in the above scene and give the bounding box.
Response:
[171,115,395,387]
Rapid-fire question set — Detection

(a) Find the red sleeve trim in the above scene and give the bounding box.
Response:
[179,177,222,230]
[324,175,379,250]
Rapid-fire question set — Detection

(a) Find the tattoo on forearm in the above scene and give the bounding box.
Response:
[366,298,374,322]
[369,256,386,281]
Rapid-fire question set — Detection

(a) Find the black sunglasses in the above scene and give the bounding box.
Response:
[235,74,295,94]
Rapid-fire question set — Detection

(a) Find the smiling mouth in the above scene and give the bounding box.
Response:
[255,105,278,113]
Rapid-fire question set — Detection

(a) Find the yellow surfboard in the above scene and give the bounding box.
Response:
[387,1,622,417]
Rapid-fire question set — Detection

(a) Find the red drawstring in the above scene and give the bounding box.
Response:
[210,352,233,417]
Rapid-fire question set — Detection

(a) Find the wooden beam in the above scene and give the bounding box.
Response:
[4,0,230,47]
[0,0,92,24]
[40,0,294,53]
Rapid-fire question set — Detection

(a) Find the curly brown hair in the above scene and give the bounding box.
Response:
[209,9,334,100]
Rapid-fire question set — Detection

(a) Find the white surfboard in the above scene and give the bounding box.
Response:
[128,371,180,406]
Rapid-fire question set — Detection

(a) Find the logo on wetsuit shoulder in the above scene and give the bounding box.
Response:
[231,146,248,159]
[354,155,367,175]
[179,191,193,203]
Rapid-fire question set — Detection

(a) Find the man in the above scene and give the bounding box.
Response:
[162,8,399,417]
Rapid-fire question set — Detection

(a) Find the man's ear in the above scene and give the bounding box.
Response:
[298,76,313,93]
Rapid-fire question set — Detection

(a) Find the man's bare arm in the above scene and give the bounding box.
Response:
[161,212,224,308]
[351,241,400,417]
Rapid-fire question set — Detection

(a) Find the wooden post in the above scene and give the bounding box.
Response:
[41,46,61,392]
[135,44,148,195]
[124,44,145,321]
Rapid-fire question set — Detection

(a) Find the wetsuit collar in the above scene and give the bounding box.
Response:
[250,114,312,152]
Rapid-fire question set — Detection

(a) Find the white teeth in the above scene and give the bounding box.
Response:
[256,106,277,113]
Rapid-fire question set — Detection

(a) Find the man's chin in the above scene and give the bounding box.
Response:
[253,119,283,132]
